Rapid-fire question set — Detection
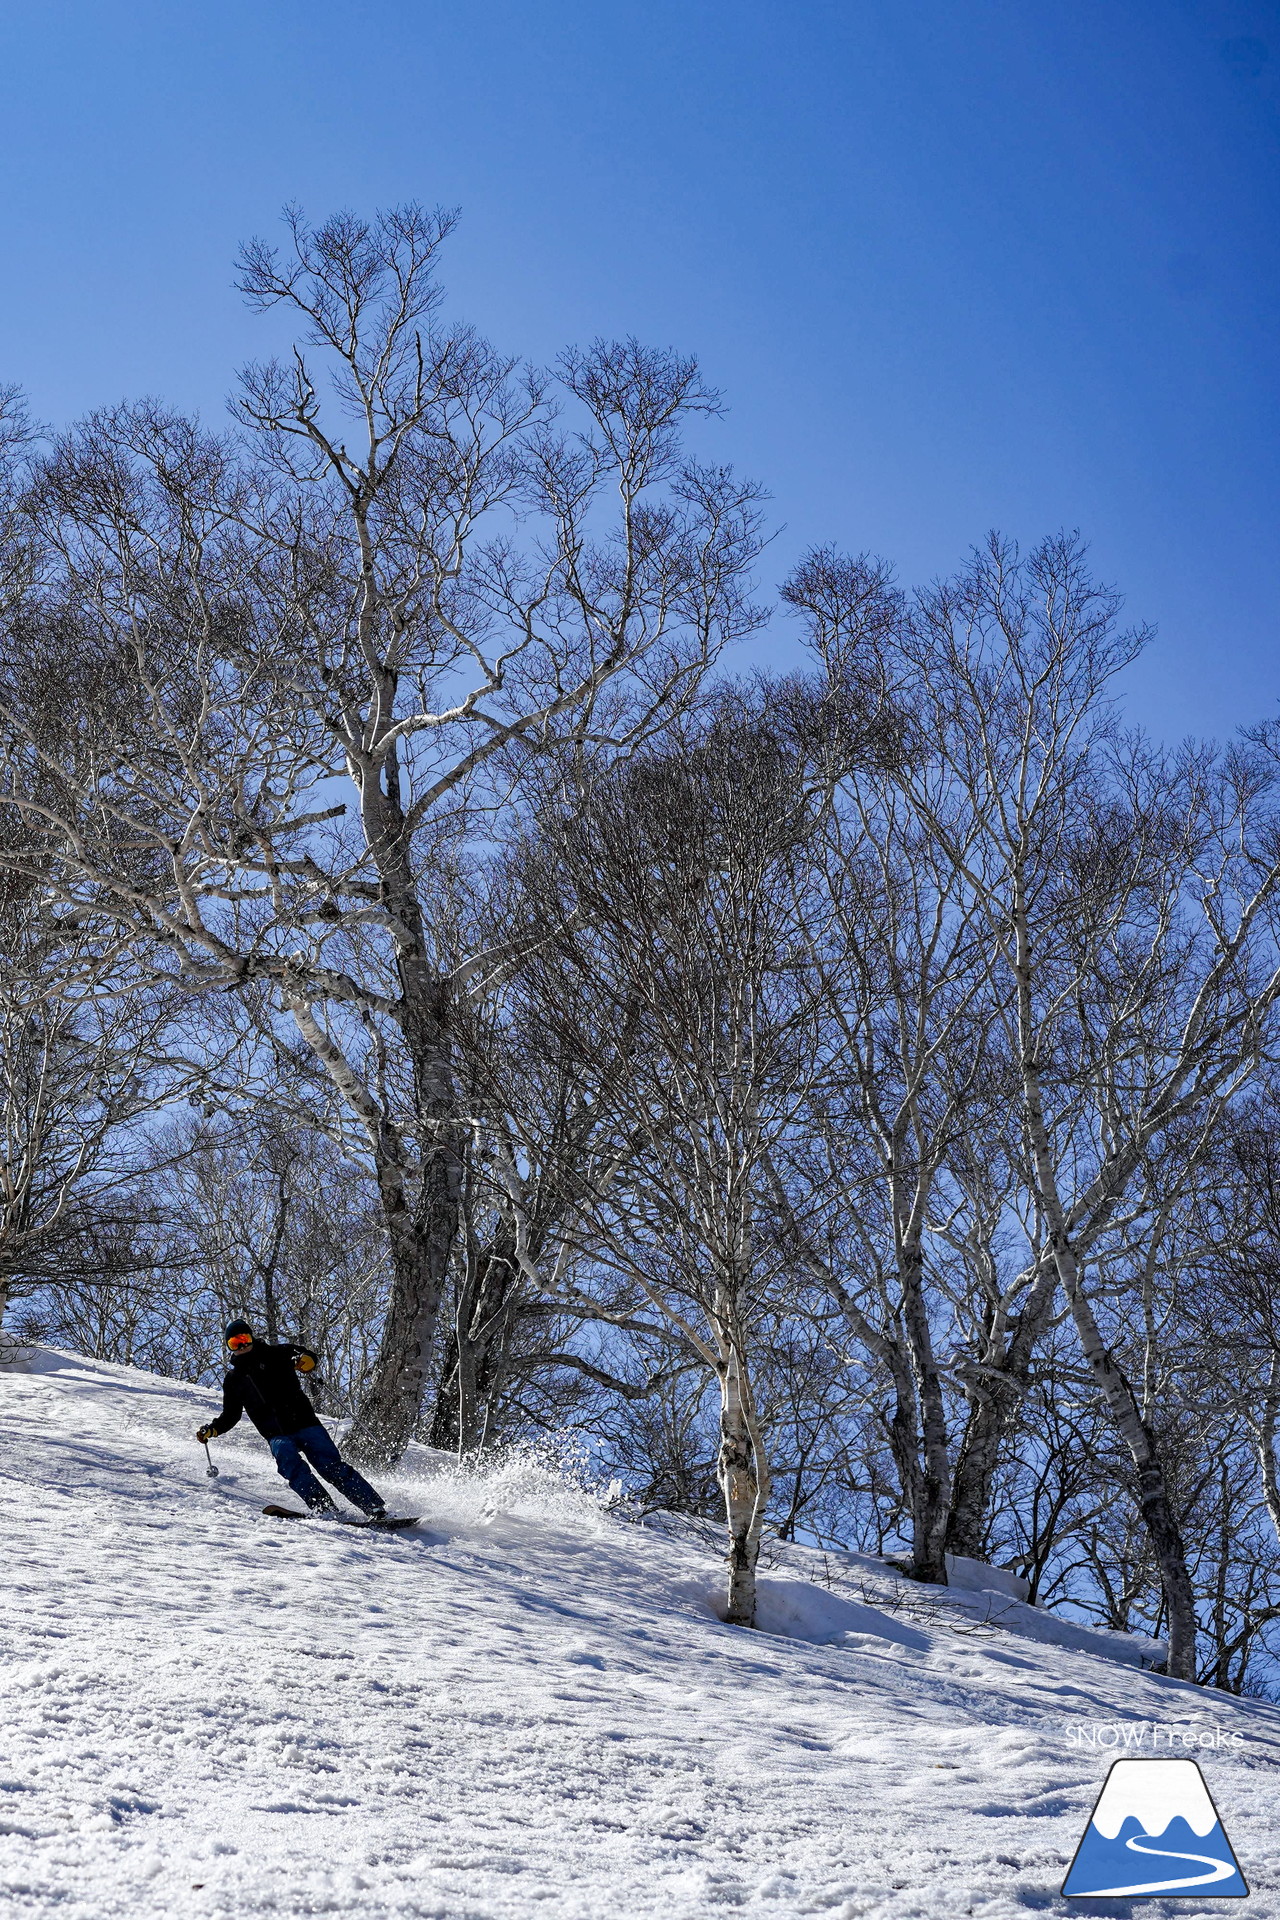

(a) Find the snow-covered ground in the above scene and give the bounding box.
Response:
[3,1347,1279,1919]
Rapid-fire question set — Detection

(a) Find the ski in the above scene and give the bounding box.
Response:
[342,1514,420,1532]
[260,1503,420,1531]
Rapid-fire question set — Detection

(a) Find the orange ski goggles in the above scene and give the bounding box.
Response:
[226,1332,254,1351]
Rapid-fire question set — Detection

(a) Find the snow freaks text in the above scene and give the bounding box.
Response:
[1064,1723,1246,1752]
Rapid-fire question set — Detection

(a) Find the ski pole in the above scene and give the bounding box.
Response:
[203,1440,219,1478]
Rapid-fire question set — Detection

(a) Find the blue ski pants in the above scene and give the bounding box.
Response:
[268,1423,384,1515]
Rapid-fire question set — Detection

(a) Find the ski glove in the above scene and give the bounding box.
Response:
[294,1353,317,1373]
[196,1424,219,1444]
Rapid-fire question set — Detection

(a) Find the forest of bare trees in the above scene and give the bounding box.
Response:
[3,207,1280,1686]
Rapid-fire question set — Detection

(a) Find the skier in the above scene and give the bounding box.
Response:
[196,1319,390,1521]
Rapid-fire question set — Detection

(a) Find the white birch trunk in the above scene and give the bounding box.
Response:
[1014,899,1199,1679]
[717,1343,771,1628]
[1257,1356,1280,1552]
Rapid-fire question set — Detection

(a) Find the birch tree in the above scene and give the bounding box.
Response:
[769,762,1007,1581]
[788,532,1280,1678]
[0,859,199,1333]
[1184,1098,1280,1558]
[496,705,827,1625]
[0,205,765,1459]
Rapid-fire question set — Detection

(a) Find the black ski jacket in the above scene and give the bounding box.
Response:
[209,1343,321,1441]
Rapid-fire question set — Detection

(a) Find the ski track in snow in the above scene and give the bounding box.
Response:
[2,1349,1279,1919]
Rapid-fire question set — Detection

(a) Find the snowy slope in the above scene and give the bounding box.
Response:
[3,1348,1279,1920]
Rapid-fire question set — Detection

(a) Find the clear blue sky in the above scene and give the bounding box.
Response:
[0,1,1275,741]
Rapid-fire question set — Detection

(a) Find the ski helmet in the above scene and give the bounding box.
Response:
[224,1318,254,1348]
